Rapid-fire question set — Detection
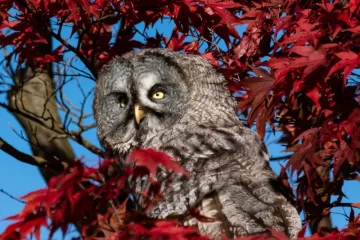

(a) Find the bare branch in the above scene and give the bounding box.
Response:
[0,137,65,170]
[16,0,97,77]
[270,154,292,161]
[0,102,104,158]
[0,189,27,204]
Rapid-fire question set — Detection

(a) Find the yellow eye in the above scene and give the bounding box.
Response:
[152,91,165,99]
[120,97,127,108]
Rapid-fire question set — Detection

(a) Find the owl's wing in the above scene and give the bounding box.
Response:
[191,180,301,239]
[147,125,302,239]
[194,127,301,239]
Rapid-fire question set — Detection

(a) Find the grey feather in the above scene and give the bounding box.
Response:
[93,49,302,239]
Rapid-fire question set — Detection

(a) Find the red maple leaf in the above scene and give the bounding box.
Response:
[127,148,190,181]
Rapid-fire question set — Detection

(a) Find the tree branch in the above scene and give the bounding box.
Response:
[270,154,292,161]
[16,0,97,78]
[0,137,65,171]
[0,189,27,204]
[0,101,104,158]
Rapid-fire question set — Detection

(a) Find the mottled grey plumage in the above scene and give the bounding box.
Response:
[93,49,302,239]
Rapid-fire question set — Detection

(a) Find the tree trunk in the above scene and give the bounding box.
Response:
[5,17,76,182]
[8,67,76,182]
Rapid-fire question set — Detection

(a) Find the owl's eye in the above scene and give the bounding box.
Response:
[119,96,128,108]
[152,91,165,99]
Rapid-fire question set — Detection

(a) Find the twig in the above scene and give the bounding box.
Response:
[270,154,292,161]
[0,137,65,170]
[0,189,27,204]
[16,0,97,78]
[0,102,104,157]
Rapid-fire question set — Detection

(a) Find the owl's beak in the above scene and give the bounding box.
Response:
[134,103,145,125]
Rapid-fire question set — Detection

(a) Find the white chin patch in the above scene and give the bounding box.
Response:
[114,142,133,154]
[146,116,163,132]
[108,135,137,154]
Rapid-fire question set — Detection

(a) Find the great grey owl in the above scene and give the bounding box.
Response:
[93,48,302,239]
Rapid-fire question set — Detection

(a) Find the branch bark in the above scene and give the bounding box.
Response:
[0,137,65,171]
[0,100,103,158]
[7,67,76,182]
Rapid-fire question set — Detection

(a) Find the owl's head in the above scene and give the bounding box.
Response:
[94,49,238,153]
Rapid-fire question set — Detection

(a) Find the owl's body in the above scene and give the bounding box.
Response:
[94,49,302,239]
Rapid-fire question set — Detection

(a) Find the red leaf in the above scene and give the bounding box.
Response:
[184,41,199,53]
[126,223,149,235]
[349,0,358,17]
[150,220,199,237]
[187,206,216,223]
[18,214,47,239]
[240,76,274,89]
[247,65,275,82]
[127,149,190,181]
[0,221,22,240]
[256,112,266,140]
[66,0,81,22]
[201,52,219,67]
[275,15,292,34]
[305,87,322,114]
[268,228,290,239]
[293,128,320,143]
[348,109,360,123]
[346,25,360,34]
[297,222,308,238]
[265,57,290,69]
[234,27,262,58]
[327,51,360,87]
[227,80,243,92]
[290,54,326,69]
[291,46,317,57]
[352,203,360,209]
[206,2,240,24]
[164,28,187,51]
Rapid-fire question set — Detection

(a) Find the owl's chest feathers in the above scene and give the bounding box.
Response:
[140,123,246,176]
[140,123,266,220]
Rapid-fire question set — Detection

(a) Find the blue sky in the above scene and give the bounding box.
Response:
[0,16,359,240]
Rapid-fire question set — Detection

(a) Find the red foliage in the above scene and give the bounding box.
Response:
[127,148,190,181]
[0,150,208,239]
[0,151,359,239]
[0,0,360,239]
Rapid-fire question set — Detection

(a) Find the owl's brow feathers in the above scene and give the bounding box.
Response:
[136,52,187,80]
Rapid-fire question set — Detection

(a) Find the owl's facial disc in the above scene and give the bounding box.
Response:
[94,53,189,153]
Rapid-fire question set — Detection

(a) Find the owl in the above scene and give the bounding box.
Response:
[93,49,302,239]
